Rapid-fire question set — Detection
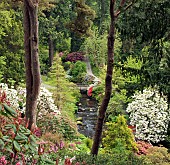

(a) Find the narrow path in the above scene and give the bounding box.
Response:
[84,56,101,86]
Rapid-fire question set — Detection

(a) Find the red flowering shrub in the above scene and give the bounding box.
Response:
[66,52,85,62]
[136,141,153,155]
[0,90,39,164]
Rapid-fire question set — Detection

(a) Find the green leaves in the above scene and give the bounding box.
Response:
[0,139,5,149]
[13,140,21,152]
[3,103,17,117]
[103,115,137,153]
[0,4,24,86]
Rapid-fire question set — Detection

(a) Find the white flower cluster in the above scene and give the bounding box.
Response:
[126,89,170,143]
[0,83,60,119]
[0,83,19,109]
[37,87,61,119]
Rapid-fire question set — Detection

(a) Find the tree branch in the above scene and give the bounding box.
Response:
[114,1,133,18]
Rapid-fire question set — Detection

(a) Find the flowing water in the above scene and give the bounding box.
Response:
[76,92,98,138]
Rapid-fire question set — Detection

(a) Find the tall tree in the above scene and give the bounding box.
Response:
[68,0,95,52]
[91,0,134,155]
[23,0,41,129]
[117,0,170,103]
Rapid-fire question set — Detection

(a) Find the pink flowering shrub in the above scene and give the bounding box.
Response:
[136,141,153,155]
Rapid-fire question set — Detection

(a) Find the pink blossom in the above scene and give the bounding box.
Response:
[59,141,64,149]
[0,156,7,165]
[75,162,80,165]
[15,162,21,165]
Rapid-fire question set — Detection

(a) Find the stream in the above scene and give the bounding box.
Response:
[76,56,100,138]
[76,92,98,138]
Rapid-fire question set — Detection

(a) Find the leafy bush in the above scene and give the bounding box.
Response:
[71,152,149,165]
[66,52,85,63]
[0,90,39,164]
[102,115,137,154]
[69,61,86,83]
[37,114,78,141]
[126,88,170,143]
[0,83,61,119]
[145,146,170,165]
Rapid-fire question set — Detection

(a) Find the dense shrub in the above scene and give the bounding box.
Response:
[145,146,170,165]
[126,88,170,143]
[71,152,149,165]
[102,115,137,154]
[66,52,85,63]
[69,61,86,83]
[0,83,61,119]
[37,114,78,141]
[0,90,39,164]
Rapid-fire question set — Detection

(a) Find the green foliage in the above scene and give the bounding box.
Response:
[86,0,110,34]
[47,54,80,117]
[80,30,122,74]
[118,0,170,45]
[117,0,170,101]
[93,65,131,121]
[39,45,49,74]
[55,33,71,52]
[69,61,86,83]
[68,0,95,37]
[107,89,128,121]
[37,113,77,141]
[0,92,39,164]
[80,30,107,71]
[71,152,149,165]
[145,146,170,165]
[0,56,6,82]
[0,3,24,87]
[74,135,93,153]
[102,115,137,154]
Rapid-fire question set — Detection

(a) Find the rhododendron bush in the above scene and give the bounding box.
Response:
[126,88,170,143]
[0,83,60,120]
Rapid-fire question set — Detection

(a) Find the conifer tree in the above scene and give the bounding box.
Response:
[48,54,79,114]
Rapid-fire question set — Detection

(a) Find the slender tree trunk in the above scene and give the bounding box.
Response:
[23,0,41,130]
[91,0,115,155]
[49,35,54,67]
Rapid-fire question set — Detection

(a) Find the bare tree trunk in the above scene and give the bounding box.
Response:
[23,0,41,130]
[49,35,54,67]
[91,0,115,155]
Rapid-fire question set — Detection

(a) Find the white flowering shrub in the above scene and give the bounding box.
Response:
[0,83,19,109]
[37,87,60,119]
[126,89,170,143]
[0,83,60,120]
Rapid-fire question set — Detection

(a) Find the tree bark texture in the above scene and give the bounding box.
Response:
[23,0,41,130]
[91,0,115,155]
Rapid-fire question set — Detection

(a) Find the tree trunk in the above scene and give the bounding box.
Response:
[91,0,115,155]
[23,0,41,130]
[49,35,54,67]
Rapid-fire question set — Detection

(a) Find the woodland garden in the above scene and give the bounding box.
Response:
[1,0,170,164]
